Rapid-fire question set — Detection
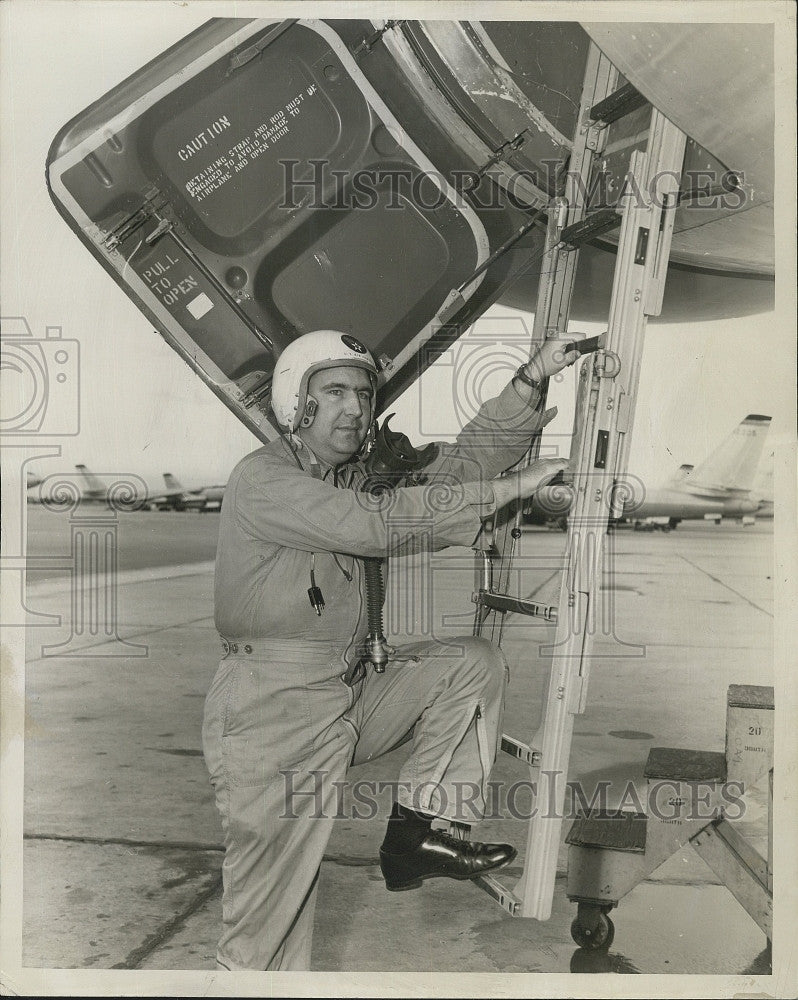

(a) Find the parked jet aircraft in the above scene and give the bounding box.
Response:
[530,414,772,528]
[155,473,225,512]
[197,483,226,512]
[74,464,120,503]
[72,465,223,510]
[24,465,122,505]
[152,473,208,512]
[628,414,772,526]
[71,464,154,508]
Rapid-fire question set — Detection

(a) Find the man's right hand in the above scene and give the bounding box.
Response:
[523,340,580,382]
[490,458,569,511]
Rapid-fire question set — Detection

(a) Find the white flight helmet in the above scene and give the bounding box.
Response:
[271,330,379,433]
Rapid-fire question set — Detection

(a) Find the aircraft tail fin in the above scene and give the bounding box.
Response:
[75,463,106,497]
[163,473,183,491]
[688,415,771,495]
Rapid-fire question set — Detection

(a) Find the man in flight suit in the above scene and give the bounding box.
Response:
[203,329,577,970]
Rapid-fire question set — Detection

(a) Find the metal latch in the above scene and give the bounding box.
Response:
[102,188,168,251]
[227,20,298,74]
[472,132,527,182]
[145,218,172,245]
[239,373,273,409]
[594,349,621,379]
[352,20,406,58]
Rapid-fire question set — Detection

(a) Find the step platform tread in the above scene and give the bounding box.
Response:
[645,747,727,782]
[727,684,774,710]
[566,809,647,853]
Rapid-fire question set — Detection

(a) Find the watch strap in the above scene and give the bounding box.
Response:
[513,364,543,391]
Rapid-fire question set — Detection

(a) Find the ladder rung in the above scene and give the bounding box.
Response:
[501,734,541,767]
[447,824,522,916]
[471,873,521,916]
[560,208,620,248]
[473,591,558,622]
[590,82,648,125]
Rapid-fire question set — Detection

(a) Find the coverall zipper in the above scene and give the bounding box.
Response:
[420,701,489,818]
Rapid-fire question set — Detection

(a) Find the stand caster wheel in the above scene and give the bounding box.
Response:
[570,912,615,950]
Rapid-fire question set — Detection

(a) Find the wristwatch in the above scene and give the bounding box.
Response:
[513,364,543,391]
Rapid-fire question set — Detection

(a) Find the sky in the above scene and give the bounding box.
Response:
[1,1,794,498]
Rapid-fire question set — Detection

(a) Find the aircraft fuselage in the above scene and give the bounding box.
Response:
[628,488,760,521]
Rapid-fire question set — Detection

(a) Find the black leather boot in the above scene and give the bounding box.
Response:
[379,829,517,891]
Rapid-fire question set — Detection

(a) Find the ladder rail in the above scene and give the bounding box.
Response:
[480,43,618,643]
[612,113,686,499]
[467,43,688,925]
[517,115,688,921]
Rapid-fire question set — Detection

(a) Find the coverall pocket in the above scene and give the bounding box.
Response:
[221,660,315,788]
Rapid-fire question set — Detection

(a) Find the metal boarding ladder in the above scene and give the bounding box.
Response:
[461,42,688,921]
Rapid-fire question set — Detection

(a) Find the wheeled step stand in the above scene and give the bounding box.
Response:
[566,684,774,950]
[457,42,689,923]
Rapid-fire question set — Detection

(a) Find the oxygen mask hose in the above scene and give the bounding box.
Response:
[359,414,435,674]
[362,557,389,672]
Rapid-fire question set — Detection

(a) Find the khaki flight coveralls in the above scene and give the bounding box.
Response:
[203,377,548,970]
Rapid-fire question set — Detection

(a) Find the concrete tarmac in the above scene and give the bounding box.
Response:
[19,510,774,977]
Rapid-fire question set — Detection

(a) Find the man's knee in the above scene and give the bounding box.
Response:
[454,636,508,694]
